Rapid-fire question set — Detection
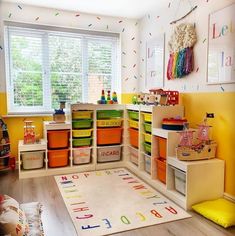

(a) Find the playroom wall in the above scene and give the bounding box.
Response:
[138,0,235,197]
[0,2,139,159]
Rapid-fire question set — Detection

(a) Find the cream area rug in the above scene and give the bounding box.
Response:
[55,168,190,236]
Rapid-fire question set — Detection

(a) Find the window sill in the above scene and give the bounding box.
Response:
[2,113,53,118]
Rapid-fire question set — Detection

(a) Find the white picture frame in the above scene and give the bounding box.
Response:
[146,34,165,89]
[207,3,235,84]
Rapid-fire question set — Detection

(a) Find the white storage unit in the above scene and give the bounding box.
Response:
[172,167,186,195]
[22,151,44,170]
[125,104,225,210]
[97,145,122,163]
[18,139,47,178]
[73,147,91,164]
[144,154,151,174]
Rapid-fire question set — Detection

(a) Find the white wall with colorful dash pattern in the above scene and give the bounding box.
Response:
[138,0,235,93]
[0,1,139,94]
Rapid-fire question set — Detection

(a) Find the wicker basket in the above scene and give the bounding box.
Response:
[176,142,217,161]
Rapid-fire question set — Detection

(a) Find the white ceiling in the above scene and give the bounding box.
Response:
[3,0,168,19]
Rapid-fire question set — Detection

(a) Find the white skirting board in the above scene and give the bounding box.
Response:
[224,192,235,203]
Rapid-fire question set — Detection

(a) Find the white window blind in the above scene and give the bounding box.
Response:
[5,23,119,114]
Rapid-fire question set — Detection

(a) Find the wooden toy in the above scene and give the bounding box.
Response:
[176,113,217,161]
[53,101,66,123]
[24,121,36,144]
[112,91,118,104]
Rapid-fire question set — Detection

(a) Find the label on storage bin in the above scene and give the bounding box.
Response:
[100,149,120,157]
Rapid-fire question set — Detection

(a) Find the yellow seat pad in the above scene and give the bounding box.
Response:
[192,198,235,228]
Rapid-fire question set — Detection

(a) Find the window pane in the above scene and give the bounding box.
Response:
[49,35,82,73]
[13,72,43,106]
[51,73,82,109]
[88,75,111,103]
[88,40,112,74]
[88,40,113,103]
[9,34,43,108]
[49,35,82,108]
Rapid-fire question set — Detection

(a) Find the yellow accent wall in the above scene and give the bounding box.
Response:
[181,92,235,196]
[0,92,52,159]
[121,93,135,104]
[0,92,7,115]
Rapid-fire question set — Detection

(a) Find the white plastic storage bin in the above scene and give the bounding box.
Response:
[22,151,44,170]
[144,154,151,174]
[174,168,186,195]
[129,147,138,165]
[97,146,121,162]
[73,148,91,164]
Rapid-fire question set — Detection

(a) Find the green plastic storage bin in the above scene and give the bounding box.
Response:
[128,111,139,121]
[144,123,152,133]
[72,119,93,129]
[97,110,123,119]
[144,142,151,154]
[72,138,92,147]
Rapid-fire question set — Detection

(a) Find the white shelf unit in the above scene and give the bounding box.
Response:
[71,104,95,167]
[167,157,224,209]
[125,104,140,169]
[71,104,126,171]
[126,104,224,209]
[18,139,47,179]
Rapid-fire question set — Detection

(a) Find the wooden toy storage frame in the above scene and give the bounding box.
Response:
[18,104,224,210]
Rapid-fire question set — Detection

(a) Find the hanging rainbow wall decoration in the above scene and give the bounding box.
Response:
[55,168,191,236]
[167,23,197,80]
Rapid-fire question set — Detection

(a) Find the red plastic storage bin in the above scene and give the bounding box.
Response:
[47,130,70,149]
[156,158,166,184]
[97,128,123,145]
[48,149,69,167]
[129,128,139,148]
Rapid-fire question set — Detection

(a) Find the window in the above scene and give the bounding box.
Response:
[5,23,120,114]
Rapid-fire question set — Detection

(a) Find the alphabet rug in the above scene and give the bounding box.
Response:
[55,168,190,236]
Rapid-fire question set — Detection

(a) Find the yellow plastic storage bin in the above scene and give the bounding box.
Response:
[143,133,152,143]
[97,119,122,127]
[72,129,93,138]
[128,120,139,129]
[142,113,152,123]
[72,111,93,119]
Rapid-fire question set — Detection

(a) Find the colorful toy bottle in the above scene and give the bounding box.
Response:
[24,121,35,144]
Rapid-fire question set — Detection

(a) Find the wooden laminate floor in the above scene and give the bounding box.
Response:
[0,170,235,236]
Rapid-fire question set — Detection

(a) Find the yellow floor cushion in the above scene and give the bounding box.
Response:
[192,198,235,228]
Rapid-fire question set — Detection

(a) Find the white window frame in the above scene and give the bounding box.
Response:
[4,22,120,115]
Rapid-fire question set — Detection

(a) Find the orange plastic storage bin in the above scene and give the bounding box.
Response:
[156,158,166,184]
[129,128,139,148]
[48,149,69,168]
[158,137,166,159]
[47,130,70,149]
[97,128,123,145]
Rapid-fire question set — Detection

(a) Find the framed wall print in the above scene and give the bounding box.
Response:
[146,34,165,89]
[207,3,235,84]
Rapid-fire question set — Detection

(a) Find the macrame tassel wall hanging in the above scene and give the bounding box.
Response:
[167,23,197,80]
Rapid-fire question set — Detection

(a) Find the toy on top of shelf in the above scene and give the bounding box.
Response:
[53,101,66,123]
[97,90,118,104]
[24,121,36,144]
[106,90,112,104]
[149,88,179,105]
[162,117,187,130]
[97,89,106,104]
[176,113,217,161]
[132,89,178,106]
[112,92,118,104]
